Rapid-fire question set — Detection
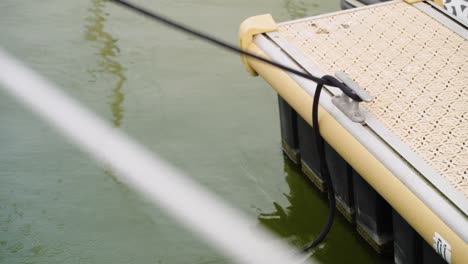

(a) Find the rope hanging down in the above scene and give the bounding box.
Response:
[109,0,360,251]
[303,79,336,252]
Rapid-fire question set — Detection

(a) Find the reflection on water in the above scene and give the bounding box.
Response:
[85,0,125,127]
[258,157,328,248]
[284,0,319,19]
[85,0,127,186]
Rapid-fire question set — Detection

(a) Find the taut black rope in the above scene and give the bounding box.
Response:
[109,0,362,102]
[109,0,359,251]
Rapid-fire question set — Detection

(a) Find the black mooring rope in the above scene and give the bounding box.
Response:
[109,0,354,251]
[302,79,336,252]
[109,0,362,102]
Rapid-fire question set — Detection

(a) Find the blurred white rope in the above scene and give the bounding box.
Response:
[0,48,310,264]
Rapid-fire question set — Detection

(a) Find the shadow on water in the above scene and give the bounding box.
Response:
[85,0,125,127]
[257,157,329,248]
[258,157,394,263]
[284,0,318,19]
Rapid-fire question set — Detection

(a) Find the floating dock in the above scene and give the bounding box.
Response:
[239,0,467,263]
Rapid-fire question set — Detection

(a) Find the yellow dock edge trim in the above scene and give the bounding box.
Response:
[405,0,444,7]
[238,14,278,76]
[434,0,444,7]
[244,43,468,263]
[404,0,424,3]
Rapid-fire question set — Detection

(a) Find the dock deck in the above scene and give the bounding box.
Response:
[240,0,467,263]
[275,1,467,205]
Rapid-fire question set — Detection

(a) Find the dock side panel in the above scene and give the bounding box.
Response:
[278,95,300,164]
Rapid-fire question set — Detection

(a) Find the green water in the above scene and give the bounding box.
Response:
[0,0,390,263]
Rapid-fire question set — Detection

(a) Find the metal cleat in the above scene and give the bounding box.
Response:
[332,71,373,123]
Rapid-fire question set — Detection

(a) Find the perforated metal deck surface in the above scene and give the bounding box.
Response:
[275,2,467,199]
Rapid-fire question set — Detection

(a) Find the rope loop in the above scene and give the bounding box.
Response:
[320,75,363,102]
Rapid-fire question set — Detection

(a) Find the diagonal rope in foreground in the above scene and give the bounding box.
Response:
[0,48,311,264]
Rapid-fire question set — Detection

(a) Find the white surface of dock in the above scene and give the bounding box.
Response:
[271,1,467,209]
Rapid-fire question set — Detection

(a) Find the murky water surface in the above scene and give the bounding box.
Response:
[1,1,391,263]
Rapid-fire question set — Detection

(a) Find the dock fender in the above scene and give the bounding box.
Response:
[238,14,278,76]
